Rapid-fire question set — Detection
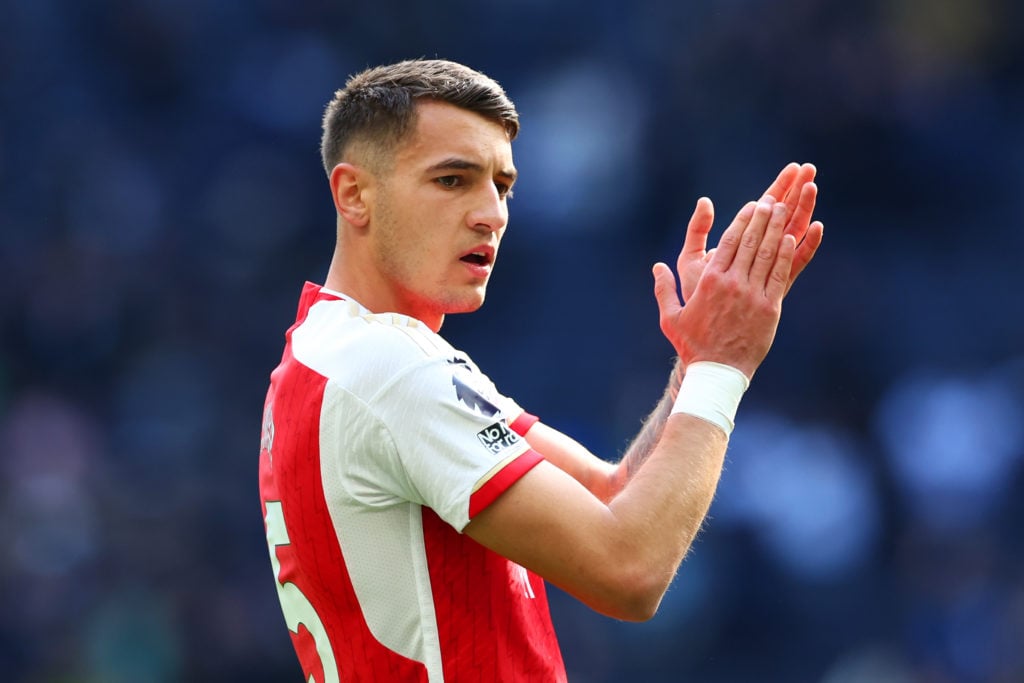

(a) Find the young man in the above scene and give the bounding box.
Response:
[258,59,823,682]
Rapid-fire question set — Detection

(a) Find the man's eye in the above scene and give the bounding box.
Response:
[495,183,514,200]
[436,176,460,188]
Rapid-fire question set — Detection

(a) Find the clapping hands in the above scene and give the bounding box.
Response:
[652,162,824,379]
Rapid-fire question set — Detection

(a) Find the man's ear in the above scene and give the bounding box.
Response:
[329,163,371,228]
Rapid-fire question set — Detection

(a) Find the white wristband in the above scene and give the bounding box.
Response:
[670,361,750,436]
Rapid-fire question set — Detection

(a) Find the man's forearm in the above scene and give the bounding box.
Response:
[615,358,684,486]
[603,412,729,618]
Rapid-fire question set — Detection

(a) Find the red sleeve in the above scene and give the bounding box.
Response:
[508,411,539,436]
[468,449,543,519]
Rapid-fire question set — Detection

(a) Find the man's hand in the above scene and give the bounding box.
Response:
[677,162,823,302]
[653,197,798,379]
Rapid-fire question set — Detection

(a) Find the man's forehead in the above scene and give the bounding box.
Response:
[399,101,514,168]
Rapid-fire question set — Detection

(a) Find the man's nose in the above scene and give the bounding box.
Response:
[467,185,508,233]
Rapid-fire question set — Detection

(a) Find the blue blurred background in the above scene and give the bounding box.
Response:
[2,1,1023,681]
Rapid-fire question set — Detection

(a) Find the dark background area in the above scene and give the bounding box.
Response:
[2,1,1023,681]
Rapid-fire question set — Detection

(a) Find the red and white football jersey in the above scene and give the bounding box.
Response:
[258,282,567,682]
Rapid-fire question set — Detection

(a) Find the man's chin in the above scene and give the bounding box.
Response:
[445,289,487,315]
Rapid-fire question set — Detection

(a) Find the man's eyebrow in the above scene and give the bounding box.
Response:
[425,157,518,182]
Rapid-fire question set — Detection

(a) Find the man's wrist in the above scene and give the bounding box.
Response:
[670,361,750,435]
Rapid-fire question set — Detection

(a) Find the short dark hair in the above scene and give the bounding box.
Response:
[320,59,520,175]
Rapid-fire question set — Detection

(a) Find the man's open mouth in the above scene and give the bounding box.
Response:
[460,252,491,266]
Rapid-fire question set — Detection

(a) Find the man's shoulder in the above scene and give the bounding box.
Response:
[291,297,458,386]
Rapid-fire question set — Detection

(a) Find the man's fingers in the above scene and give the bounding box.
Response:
[782,163,816,206]
[749,202,788,284]
[652,262,683,338]
[761,163,799,203]
[785,221,824,294]
[652,262,681,315]
[767,234,797,300]
[709,201,757,271]
[727,198,775,275]
[681,198,714,255]
[784,181,818,244]
[678,197,714,271]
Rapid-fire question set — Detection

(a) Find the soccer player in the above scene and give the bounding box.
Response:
[258,58,823,682]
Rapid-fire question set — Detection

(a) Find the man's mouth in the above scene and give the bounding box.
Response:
[459,245,495,267]
[460,251,491,266]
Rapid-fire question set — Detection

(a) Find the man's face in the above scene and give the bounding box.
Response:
[367,100,516,330]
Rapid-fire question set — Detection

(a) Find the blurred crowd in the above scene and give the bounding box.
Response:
[2,1,1023,681]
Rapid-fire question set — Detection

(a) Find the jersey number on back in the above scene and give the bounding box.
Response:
[265,500,340,683]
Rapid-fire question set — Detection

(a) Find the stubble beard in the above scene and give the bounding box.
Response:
[373,199,487,322]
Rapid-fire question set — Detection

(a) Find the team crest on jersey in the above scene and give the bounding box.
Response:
[477,421,521,454]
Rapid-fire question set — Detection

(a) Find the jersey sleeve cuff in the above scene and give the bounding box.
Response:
[508,411,539,436]
[468,449,544,519]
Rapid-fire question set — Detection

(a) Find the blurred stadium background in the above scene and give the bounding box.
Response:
[2,0,1023,681]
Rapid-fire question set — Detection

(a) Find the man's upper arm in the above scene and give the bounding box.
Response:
[463,420,651,619]
[463,455,636,618]
[465,413,729,622]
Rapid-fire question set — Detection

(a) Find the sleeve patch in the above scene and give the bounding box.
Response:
[476,421,521,454]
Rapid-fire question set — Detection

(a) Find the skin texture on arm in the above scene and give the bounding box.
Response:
[467,187,818,621]
[612,359,682,495]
